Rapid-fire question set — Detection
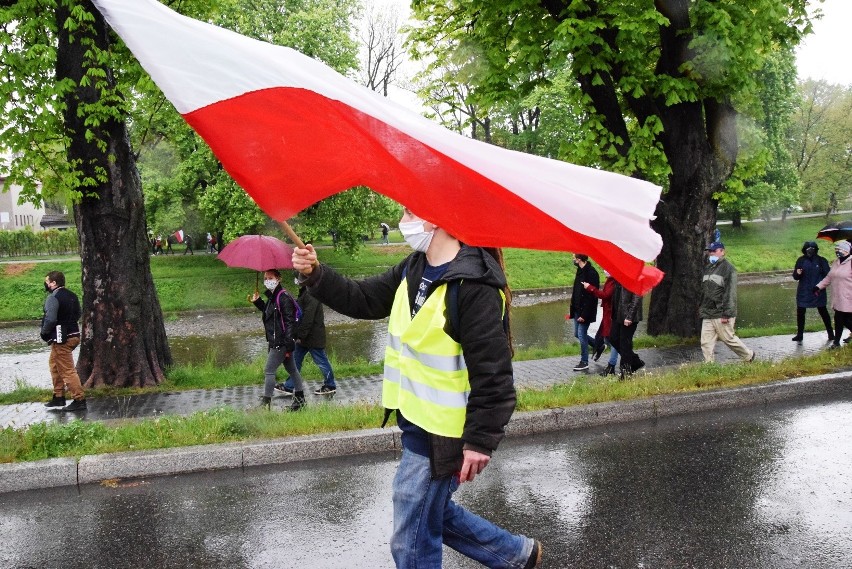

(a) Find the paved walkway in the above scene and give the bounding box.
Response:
[0,330,840,429]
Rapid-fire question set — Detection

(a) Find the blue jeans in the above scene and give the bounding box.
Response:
[573,319,592,363]
[391,448,533,568]
[283,344,336,389]
[605,338,620,366]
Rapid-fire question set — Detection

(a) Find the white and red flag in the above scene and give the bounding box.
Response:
[173,230,185,244]
[92,0,664,294]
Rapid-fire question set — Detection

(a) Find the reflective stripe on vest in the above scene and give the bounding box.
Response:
[383,279,469,438]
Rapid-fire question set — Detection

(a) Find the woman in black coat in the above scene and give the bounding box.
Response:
[792,240,833,342]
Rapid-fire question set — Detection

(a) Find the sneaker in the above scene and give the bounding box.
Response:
[287,392,306,412]
[274,383,294,396]
[791,335,803,342]
[314,384,336,395]
[258,396,272,410]
[61,399,87,412]
[524,540,542,569]
[45,395,66,408]
[572,361,589,371]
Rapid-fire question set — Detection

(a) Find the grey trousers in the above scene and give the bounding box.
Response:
[264,347,304,398]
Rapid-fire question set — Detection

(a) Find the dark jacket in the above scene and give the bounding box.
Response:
[611,281,643,323]
[570,261,599,322]
[793,242,830,308]
[303,246,516,476]
[699,257,737,319]
[253,285,298,351]
[40,287,81,344]
[295,287,326,349]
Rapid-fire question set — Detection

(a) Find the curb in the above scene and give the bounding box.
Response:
[1,372,850,495]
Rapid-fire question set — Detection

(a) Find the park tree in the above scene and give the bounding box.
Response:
[787,79,852,215]
[718,49,801,226]
[408,0,810,336]
[1,0,172,387]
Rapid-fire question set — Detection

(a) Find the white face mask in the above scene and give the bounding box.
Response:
[263,278,279,291]
[399,220,434,253]
[708,255,719,264]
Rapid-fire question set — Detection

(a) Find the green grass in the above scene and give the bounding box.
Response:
[3,347,850,463]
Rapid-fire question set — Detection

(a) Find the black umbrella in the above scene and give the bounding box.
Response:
[817,220,852,242]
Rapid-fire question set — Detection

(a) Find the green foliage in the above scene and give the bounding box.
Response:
[787,79,852,214]
[0,228,79,257]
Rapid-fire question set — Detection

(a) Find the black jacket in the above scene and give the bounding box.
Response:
[611,282,643,323]
[253,285,298,351]
[570,262,599,322]
[295,287,326,349]
[303,246,516,476]
[40,287,81,344]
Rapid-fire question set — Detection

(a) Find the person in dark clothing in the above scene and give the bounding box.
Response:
[292,207,542,569]
[183,234,194,255]
[41,271,86,412]
[165,235,175,254]
[277,283,337,396]
[792,240,833,342]
[569,254,599,371]
[251,269,306,411]
[609,280,644,379]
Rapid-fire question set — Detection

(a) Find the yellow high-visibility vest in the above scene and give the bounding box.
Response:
[383,278,469,438]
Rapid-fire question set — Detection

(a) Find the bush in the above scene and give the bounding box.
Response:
[0,228,79,257]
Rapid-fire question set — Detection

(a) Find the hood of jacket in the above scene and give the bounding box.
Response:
[409,246,507,289]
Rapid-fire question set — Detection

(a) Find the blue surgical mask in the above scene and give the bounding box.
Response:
[708,255,719,264]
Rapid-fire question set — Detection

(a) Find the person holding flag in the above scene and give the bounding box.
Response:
[292,208,542,568]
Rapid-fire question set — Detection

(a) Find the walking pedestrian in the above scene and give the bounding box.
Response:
[41,271,87,411]
[381,223,390,245]
[251,269,306,411]
[276,281,337,396]
[791,240,832,342]
[569,254,599,371]
[292,207,542,569]
[814,240,852,349]
[699,242,755,363]
[609,280,644,378]
[582,271,619,376]
[183,234,194,255]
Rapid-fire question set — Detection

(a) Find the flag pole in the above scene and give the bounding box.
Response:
[279,220,305,249]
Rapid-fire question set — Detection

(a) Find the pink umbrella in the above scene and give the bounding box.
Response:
[217,235,294,295]
[217,234,294,271]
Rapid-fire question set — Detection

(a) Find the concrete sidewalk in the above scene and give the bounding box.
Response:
[2,330,851,496]
[0,330,840,429]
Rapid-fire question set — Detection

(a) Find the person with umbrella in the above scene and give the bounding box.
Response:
[814,240,852,350]
[251,269,306,411]
[380,222,390,245]
[791,241,833,342]
[292,208,542,568]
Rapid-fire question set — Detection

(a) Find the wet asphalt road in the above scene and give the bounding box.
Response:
[2,395,850,569]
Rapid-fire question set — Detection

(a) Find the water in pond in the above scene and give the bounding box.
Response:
[0,280,816,391]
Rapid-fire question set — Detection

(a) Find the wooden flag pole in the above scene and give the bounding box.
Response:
[279,219,305,249]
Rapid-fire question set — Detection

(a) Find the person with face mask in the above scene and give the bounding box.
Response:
[814,240,852,349]
[291,208,542,569]
[791,241,833,342]
[251,269,306,411]
[699,242,755,363]
[41,271,86,411]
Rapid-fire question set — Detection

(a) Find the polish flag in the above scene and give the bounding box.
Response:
[92,0,664,294]
[173,230,185,244]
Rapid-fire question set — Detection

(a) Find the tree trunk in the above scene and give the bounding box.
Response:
[731,211,742,228]
[57,2,171,387]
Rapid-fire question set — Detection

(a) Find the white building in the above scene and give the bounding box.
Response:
[0,175,45,231]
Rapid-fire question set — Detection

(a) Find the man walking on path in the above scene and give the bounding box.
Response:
[276,281,337,396]
[699,242,755,363]
[569,254,599,371]
[41,271,87,412]
[292,207,542,569]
